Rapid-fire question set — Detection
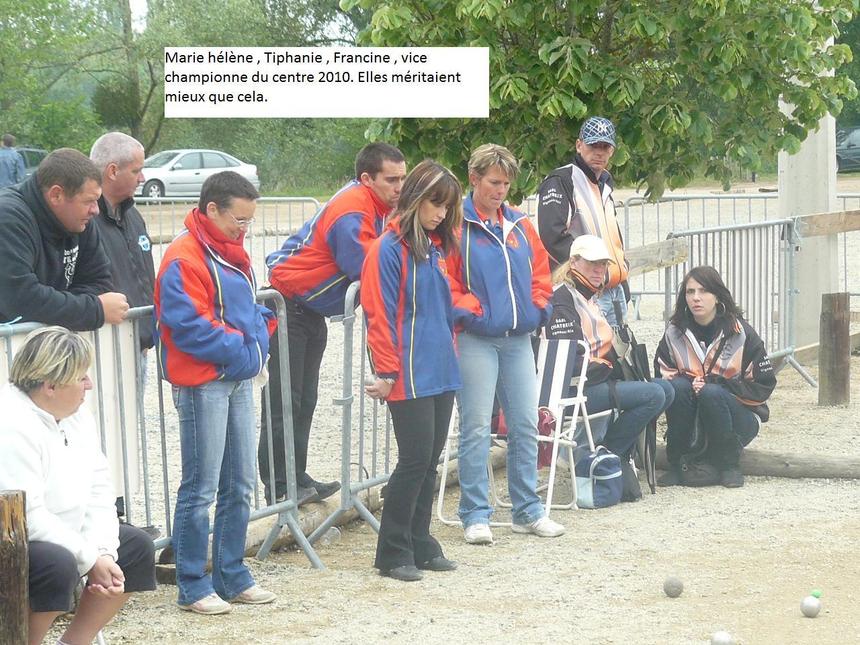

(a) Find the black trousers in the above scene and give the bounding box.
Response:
[374,391,455,571]
[258,298,328,500]
[665,377,759,469]
[29,524,156,612]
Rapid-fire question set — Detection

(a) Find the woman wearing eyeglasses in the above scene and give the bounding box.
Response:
[154,171,277,615]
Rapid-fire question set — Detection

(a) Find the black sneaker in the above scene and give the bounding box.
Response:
[721,467,744,488]
[620,460,642,502]
[680,460,721,487]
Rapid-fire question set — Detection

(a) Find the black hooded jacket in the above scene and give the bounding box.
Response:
[0,176,113,330]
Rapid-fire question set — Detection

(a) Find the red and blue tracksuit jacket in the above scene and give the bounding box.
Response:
[267,181,391,316]
[446,195,553,337]
[154,226,276,387]
[360,221,461,402]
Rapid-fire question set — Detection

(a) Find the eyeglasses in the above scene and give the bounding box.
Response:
[223,210,255,229]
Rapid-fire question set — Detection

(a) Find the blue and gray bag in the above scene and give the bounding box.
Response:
[575,446,623,509]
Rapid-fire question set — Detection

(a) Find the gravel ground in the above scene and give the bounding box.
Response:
[48,342,860,645]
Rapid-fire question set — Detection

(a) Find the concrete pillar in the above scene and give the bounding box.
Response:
[778,112,839,347]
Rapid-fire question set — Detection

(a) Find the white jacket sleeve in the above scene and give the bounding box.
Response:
[78,421,121,564]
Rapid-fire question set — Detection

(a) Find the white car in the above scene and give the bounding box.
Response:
[136,149,260,198]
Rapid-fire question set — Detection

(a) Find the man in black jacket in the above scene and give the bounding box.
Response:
[0,148,129,328]
[90,133,160,533]
[536,116,630,328]
[90,132,154,351]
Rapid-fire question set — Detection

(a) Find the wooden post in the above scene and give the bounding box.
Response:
[0,490,28,644]
[819,293,851,406]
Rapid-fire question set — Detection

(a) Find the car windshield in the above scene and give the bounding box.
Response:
[144,151,180,168]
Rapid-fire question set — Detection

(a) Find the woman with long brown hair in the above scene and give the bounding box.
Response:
[655,266,776,488]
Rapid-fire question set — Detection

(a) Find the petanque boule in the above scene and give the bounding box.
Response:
[711,630,734,645]
[801,595,821,618]
[663,576,683,598]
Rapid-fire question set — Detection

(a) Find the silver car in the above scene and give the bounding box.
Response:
[137,149,260,198]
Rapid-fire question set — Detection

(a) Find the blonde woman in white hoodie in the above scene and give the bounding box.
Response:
[0,326,155,645]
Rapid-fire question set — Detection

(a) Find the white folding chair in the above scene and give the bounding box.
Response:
[535,338,614,515]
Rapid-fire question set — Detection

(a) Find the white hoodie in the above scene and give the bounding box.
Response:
[0,383,119,575]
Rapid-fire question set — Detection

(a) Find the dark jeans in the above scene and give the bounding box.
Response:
[665,378,759,469]
[29,524,156,612]
[258,298,327,500]
[582,378,675,459]
[374,391,455,571]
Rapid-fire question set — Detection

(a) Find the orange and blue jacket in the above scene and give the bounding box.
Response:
[360,220,461,402]
[154,219,276,387]
[446,195,553,337]
[267,181,391,316]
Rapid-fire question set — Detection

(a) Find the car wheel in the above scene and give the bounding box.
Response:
[143,180,164,198]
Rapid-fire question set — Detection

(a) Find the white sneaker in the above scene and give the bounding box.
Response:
[464,523,493,544]
[512,516,565,538]
[179,592,232,615]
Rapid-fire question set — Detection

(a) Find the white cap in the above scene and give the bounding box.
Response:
[569,234,615,263]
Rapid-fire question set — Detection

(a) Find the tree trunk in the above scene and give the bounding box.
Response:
[0,490,28,644]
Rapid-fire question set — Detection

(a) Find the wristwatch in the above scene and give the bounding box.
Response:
[381,377,396,385]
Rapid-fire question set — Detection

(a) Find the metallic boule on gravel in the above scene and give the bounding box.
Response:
[663,576,683,598]
[801,595,821,618]
[711,631,734,645]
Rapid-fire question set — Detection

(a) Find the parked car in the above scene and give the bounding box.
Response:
[136,149,260,198]
[836,127,860,172]
[18,147,48,178]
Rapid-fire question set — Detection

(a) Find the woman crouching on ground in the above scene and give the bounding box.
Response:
[655,265,776,488]
[361,159,463,581]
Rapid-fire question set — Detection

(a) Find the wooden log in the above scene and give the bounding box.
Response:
[790,330,860,365]
[626,238,689,277]
[0,490,28,644]
[656,446,860,479]
[819,293,850,406]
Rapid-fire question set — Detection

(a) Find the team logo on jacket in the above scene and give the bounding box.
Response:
[507,234,519,248]
[63,246,78,287]
[138,235,151,252]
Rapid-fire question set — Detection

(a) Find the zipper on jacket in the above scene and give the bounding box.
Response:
[475,215,518,329]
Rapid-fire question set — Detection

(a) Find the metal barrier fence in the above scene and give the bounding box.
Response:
[306,282,396,545]
[663,219,816,385]
[621,193,860,309]
[524,191,859,313]
[0,290,324,569]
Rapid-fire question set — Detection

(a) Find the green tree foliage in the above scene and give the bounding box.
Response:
[0,0,104,148]
[348,0,857,199]
[838,13,860,126]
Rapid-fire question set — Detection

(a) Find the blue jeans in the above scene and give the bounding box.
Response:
[582,379,674,459]
[172,379,256,605]
[665,378,759,469]
[457,332,545,527]
[597,285,628,328]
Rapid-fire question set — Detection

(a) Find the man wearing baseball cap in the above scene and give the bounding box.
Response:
[536,116,630,327]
